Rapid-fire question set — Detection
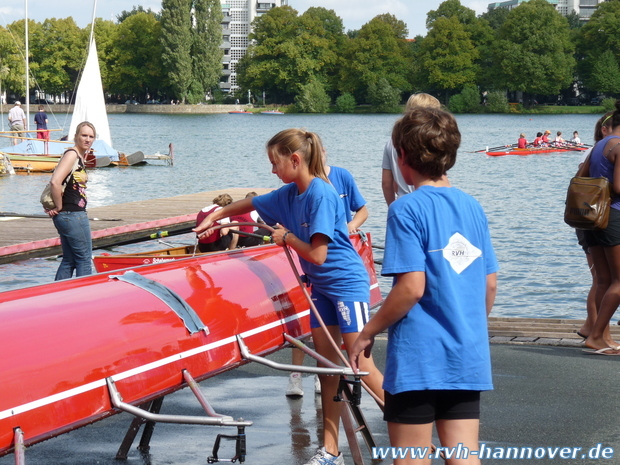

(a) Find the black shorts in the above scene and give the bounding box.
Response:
[593,207,620,247]
[384,390,481,425]
[576,229,598,253]
[198,234,232,252]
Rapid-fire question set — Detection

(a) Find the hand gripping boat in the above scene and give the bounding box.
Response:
[0,232,381,461]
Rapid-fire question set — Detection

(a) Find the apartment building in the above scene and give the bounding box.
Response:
[220,0,288,93]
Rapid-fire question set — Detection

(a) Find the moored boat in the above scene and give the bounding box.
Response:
[260,110,284,115]
[0,233,381,458]
[228,110,253,114]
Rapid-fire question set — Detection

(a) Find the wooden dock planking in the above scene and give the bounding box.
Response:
[0,188,271,264]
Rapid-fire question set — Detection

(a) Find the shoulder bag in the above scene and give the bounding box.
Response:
[40,154,80,210]
[564,152,611,230]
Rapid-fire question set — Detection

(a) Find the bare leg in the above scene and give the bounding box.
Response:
[435,419,482,465]
[578,253,597,337]
[342,332,385,406]
[388,421,434,465]
[292,346,305,365]
[311,325,344,457]
[586,244,620,351]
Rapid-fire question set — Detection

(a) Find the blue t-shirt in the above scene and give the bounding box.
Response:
[252,178,369,302]
[382,186,498,394]
[327,166,366,224]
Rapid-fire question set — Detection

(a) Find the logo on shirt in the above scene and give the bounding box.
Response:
[300,222,309,228]
[439,232,482,274]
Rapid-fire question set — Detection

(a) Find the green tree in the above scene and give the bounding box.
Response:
[30,18,83,96]
[490,0,574,101]
[189,0,223,103]
[448,84,480,113]
[294,80,330,113]
[107,12,164,100]
[91,19,119,95]
[589,50,620,97]
[417,16,479,101]
[337,15,412,102]
[480,7,509,30]
[486,90,510,113]
[576,1,620,95]
[117,6,161,23]
[160,0,193,102]
[368,78,400,113]
[335,93,356,113]
[0,23,27,96]
[237,6,342,103]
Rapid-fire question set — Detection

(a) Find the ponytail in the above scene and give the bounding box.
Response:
[267,129,328,182]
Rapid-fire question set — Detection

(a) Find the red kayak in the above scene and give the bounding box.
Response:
[0,233,381,457]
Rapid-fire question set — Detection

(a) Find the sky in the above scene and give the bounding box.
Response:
[0,0,489,38]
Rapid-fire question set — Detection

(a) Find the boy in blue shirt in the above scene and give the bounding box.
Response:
[350,107,498,464]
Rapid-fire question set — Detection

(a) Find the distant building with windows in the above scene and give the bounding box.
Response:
[487,0,605,20]
[220,0,288,93]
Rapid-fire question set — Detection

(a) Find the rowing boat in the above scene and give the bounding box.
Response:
[0,233,381,458]
[486,145,589,156]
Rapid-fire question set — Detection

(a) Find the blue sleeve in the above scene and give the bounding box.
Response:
[251,189,283,226]
[342,170,366,212]
[382,201,426,276]
[308,187,338,242]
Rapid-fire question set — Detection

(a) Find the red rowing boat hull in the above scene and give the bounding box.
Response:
[0,236,381,456]
[486,146,588,156]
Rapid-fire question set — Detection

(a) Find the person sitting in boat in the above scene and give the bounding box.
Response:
[533,132,544,146]
[554,131,565,146]
[571,131,581,144]
[517,133,528,149]
[541,129,551,145]
[231,192,271,248]
[196,193,238,252]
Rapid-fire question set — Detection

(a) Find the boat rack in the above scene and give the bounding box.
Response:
[237,334,377,465]
[109,371,252,463]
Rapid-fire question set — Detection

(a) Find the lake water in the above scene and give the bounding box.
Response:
[0,112,604,321]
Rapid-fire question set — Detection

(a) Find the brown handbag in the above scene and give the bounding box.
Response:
[564,153,611,230]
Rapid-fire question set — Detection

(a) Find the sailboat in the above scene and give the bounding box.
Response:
[0,5,145,170]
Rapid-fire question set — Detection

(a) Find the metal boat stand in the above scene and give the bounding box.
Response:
[237,334,377,465]
[108,371,252,463]
[12,427,25,465]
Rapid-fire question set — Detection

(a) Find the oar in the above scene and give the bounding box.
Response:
[0,212,122,221]
[229,228,273,243]
[469,144,516,153]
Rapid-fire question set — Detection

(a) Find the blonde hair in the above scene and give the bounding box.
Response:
[405,93,441,112]
[213,193,233,206]
[519,133,525,138]
[266,128,328,182]
[74,121,96,143]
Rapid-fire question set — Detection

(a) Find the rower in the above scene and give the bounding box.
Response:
[518,133,528,148]
[541,129,551,145]
[533,132,544,146]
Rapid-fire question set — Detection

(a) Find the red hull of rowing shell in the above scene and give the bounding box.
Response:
[0,235,381,456]
[486,147,588,156]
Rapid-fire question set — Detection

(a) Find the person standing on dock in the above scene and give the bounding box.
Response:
[350,107,498,464]
[382,93,441,206]
[45,121,95,279]
[8,101,27,145]
[194,128,385,465]
[34,105,49,140]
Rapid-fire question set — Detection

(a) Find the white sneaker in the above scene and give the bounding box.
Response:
[314,374,321,394]
[286,372,304,397]
[304,447,344,465]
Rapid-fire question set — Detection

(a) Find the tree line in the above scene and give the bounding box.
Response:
[0,0,618,111]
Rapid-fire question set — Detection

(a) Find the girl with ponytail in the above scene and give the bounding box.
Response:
[194,128,384,465]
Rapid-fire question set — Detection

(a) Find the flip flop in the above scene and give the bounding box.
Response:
[582,347,620,356]
[577,331,588,339]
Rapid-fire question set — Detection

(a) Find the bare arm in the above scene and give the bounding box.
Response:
[193,198,254,236]
[381,169,396,206]
[274,230,329,265]
[47,149,78,215]
[347,205,368,233]
[486,272,497,316]
[349,271,425,372]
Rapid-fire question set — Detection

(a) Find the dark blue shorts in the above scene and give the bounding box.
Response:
[310,291,369,334]
[384,390,481,424]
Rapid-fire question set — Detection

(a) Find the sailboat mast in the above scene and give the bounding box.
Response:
[89,0,98,45]
[24,0,30,125]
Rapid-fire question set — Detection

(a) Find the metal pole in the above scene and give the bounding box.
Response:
[24,0,30,127]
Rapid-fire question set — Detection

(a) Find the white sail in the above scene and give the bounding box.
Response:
[68,37,112,147]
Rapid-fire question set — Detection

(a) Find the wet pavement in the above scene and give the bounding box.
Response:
[1,339,618,465]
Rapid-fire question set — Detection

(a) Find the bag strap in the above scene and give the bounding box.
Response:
[59,149,81,186]
[576,153,591,177]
